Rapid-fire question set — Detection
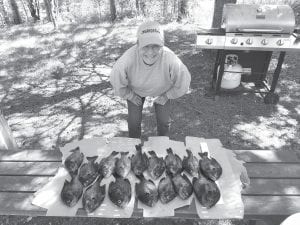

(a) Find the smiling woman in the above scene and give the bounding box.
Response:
[110,20,191,139]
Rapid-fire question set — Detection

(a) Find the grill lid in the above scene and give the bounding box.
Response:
[222,4,295,34]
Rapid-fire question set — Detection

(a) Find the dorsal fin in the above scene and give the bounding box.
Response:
[86,156,98,162]
[166,148,173,154]
[70,146,80,153]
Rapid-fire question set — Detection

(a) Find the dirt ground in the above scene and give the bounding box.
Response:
[0,13,299,225]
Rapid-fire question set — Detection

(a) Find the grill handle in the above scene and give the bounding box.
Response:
[236,28,283,33]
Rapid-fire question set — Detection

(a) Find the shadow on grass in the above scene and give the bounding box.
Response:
[0,20,299,151]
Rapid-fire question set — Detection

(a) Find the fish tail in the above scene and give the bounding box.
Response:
[148,150,156,156]
[166,148,173,154]
[198,152,208,158]
[86,156,98,162]
[135,144,143,151]
[70,146,80,153]
[111,151,119,156]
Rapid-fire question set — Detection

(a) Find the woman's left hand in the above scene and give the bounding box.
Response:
[154,94,168,105]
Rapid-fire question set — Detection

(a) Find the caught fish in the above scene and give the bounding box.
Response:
[199,152,222,181]
[165,148,182,176]
[115,152,131,178]
[61,174,83,207]
[64,147,84,174]
[193,173,221,208]
[172,173,193,200]
[78,156,99,187]
[108,177,132,208]
[82,176,106,213]
[158,175,177,204]
[182,149,199,177]
[99,151,118,178]
[131,144,148,177]
[135,174,158,207]
[147,151,165,180]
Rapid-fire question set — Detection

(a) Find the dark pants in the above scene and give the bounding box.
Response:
[127,98,171,138]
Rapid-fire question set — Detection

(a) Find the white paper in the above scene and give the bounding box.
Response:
[32,137,141,217]
[186,137,245,219]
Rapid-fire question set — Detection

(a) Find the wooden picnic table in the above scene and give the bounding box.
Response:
[0,143,300,225]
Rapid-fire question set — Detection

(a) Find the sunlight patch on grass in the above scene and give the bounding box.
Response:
[232,106,299,149]
[0,37,38,53]
[72,28,107,43]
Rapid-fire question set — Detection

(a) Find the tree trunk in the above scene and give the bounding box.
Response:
[212,0,236,28]
[9,0,22,24]
[140,0,146,16]
[0,0,10,25]
[44,0,56,28]
[177,0,188,22]
[43,0,51,21]
[26,0,40,22]
[135,0,139,15]
[109,0,116,22]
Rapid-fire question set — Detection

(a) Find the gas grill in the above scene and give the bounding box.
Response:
[196,4,300,104]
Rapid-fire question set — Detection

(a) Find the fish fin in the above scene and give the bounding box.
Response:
[70,146,80,153]
[86,156,98,162]
[136,173,145,181]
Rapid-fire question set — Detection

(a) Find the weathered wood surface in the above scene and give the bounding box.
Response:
[0,150,62,161]
[0,146,299,225]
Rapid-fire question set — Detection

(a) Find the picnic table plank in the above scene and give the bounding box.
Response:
[1,192,300,218]
[0,162,61,176]
[243,196,300,216]
[0,150,62,162]
[243,179,300,195]
[0,176,51,192]
[244,163,300,178]
[233,150,300,163]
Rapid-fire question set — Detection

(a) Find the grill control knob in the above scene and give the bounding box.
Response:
[205,38,213,45]
[277,39,284,46]
[246,38,253,45]
[231,38,238,44]
[261,39,268,45]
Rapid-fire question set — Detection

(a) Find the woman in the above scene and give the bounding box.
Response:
[110,20,191,138]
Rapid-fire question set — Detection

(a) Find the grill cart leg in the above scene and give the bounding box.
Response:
[214,50,226,94]
[212,50,222,89]
[264,51,286,104]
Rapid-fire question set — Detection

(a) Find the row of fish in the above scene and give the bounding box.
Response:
[61,144,223,213]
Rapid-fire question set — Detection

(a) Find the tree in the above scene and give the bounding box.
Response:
[0,0,10,25]
[177,0,188,22]
[9,0,22,24]
[26,0,40,22]
[109,0,116,22]
[44,0,56,28]
[212,0,236,28]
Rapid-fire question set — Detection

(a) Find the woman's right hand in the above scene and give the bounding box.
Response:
[128,93,142,106]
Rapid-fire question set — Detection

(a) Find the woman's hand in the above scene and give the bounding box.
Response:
[128,93,143,106]
[154,94,168,105]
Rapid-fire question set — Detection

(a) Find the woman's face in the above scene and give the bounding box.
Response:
[139,44,162,66]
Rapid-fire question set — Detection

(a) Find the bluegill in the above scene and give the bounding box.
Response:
[99,151,118,178]
[165,148,182,176]
[182,149,199,177]
[158,175,177,204]
[199,152,222,181]
[78,156,99,187]
[131,144,148,177]
[147,151,165,180]
[61,174,83,207]
[64,147,84,174]
[108,177,132,208]
[172,173,193,200]
[135,174,158,207]
[82,176,105,213]
[193,173,221,208]
[115,151,131,178]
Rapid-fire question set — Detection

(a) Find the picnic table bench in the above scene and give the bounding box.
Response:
[0,142,300,225]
